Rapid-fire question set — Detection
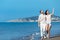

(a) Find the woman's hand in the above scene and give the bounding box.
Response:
[51,8,54,15]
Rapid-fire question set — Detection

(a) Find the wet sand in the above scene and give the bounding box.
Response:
[45,36,60,40]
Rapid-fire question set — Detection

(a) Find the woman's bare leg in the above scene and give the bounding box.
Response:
[45,24,49,34]
[45,24,50,38]
[46,24,51,39]
[41,36,44,40]
[45,24,48,39]
[47,24,51,38]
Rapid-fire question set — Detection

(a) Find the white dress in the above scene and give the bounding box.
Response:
[45,14,52,26]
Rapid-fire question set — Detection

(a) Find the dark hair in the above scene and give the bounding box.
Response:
[40,10,43,13]
[40,10,42,13]
[45,10,48,15]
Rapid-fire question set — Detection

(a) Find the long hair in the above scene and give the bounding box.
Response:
[45,10,48,15]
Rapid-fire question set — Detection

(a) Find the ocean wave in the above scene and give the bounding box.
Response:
[11,32,60,40]
[11,32,40,40]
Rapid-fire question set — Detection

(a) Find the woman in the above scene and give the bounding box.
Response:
[45,8,54,38]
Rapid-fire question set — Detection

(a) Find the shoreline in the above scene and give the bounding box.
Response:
[11,34,60,40]
[45,36,60,40]
[6,21,60,23]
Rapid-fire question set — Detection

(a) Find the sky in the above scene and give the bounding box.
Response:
[0,0,60,22]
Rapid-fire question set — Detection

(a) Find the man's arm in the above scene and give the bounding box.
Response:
[38,16,40,27]
[38,15,43,27]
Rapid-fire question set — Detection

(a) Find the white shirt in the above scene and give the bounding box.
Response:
[45,14,51,24]
[38,14,46,24]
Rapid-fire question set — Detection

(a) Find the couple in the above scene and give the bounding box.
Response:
[38,8,54,40]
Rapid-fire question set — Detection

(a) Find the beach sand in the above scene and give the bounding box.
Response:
[44,36,60,40]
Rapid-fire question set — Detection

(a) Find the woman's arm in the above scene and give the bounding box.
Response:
[51,8,54,15]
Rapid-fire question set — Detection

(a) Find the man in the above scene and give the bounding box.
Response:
[38,10,46,40]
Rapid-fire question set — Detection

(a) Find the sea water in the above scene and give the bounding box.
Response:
[0,22,60,40]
